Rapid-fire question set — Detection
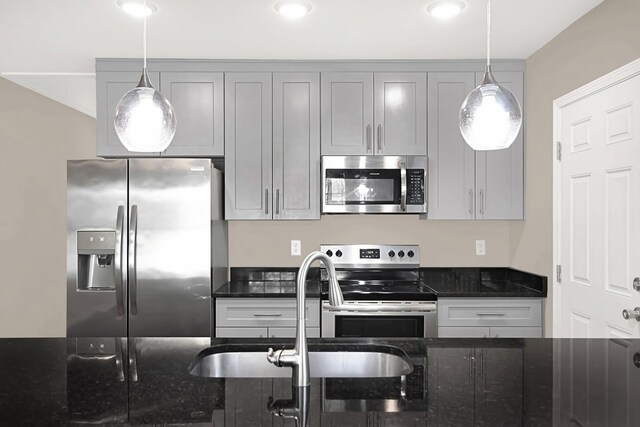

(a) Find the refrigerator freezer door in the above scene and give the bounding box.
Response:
[67,159,128,337]
[128,159,212,337]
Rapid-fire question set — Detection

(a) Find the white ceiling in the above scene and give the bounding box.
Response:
[0,0,604,117]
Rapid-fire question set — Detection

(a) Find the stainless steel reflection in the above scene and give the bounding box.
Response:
[322,155,428,214]
[190,349,413,378]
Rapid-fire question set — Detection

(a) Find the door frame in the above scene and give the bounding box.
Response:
[552,57,640,337]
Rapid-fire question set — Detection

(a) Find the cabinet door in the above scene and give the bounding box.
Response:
[427,347,475,426]
[321,72,374,155]
[224,72,272,219]
[273,73,321,220]
[474,71,524,219]
[427,72,476,219]
[160,72,224,157]
[374,72,427,155]
[96,71,161,158]
[474,348,523,426]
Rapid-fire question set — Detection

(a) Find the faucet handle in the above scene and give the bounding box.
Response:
[267,348,280,365]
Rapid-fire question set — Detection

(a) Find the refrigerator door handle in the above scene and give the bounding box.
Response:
[129,205,139,316]
[115,337,126,382]
[129,337,138,382]
[114,205,125,317]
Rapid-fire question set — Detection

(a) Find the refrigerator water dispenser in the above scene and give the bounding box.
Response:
[77,230,117,291]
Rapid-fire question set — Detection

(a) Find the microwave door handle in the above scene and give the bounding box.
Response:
[400,161,407,212]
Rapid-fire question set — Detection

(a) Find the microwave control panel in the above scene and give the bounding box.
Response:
[407,169,425,205]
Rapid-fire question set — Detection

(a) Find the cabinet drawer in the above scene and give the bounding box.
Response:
[438,298,542,327]
[215,327,268,338]
[269,327,320,338]
[216,298,320,328]
[438,326,490,338]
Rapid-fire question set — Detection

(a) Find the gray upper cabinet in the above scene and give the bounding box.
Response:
[160,72,224,157]
[96,71,162,158]
[374,72,427,156]
[321,72,374,155]
[427,72,476,219]
[273,72,321,220]
[474,71,524,219]
[224,72,273,220]
[225,72,321,220]
[427,71,524,220]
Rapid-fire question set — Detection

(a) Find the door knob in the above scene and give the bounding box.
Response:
[622,307,640,321]
[633,277,640,292]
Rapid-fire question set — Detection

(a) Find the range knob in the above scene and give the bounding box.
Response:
[398,250,405,258]
[325,250,333,257]
[388,250,395,258]
[335,250,343,258]
[407,250,415,258]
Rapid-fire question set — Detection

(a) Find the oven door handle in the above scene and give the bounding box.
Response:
[323,303,436,313]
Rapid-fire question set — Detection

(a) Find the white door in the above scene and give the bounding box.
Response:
[557,73,640,338]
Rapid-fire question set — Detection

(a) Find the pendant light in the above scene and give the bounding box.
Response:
[114,0,176,152]
[459,0,522,151]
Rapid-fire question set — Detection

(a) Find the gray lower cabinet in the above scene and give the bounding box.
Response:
[96,71,162,158]
[97,70,224,158]
[427,71,524,219]
[160,71,224,156]
[225,72,320,220]
[437,298,543,338]
[215,298,320,338]
[427,346,523,427]
[321,72,427,156]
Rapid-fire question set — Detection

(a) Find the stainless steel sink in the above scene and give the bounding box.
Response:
[189,343,413,379]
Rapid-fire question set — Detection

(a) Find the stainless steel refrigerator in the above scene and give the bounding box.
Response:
[66,158,227,337]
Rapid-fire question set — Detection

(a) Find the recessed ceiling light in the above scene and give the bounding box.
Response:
[275,1,312,20]
[426,0,466,20]
[118,0,158,18]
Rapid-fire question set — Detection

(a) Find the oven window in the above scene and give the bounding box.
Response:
[334,316,424,338]
[326,169,400,205]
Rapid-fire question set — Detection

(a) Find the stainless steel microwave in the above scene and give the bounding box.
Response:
[322,156,428,214]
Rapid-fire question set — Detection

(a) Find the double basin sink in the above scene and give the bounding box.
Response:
[189,342,413,379]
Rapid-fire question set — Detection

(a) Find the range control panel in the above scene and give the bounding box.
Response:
[320,244,420,268]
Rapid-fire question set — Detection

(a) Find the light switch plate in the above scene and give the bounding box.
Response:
[291,240,301,256]
[476,240,486,256]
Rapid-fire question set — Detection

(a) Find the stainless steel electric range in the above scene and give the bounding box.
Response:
[319,244,437,338]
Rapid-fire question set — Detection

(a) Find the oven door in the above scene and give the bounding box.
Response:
[321,301,437,338]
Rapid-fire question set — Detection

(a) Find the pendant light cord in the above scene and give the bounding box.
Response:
[487,0,491,67]
[143,0,147,70]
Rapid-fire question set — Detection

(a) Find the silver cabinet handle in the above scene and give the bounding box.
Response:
[633,277,640,292]
[265,189,269,215]
[129,205,138,316]
[477,312,506,316]
[400,160,407,212]
[276,189,280,215]
[468,189,473,216]
[479,189,484,215]
[366,124,372,153]
[114,205,125,317]
[115,337,125,382]
[377,124,382,152]
[622,307,640,321]
[253,313,283,317]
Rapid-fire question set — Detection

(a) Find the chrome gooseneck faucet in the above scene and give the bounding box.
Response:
[267,251,343,387]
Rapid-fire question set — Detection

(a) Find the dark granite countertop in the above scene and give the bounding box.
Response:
[2,336,638,425]
[215,267,547,298]
[422,267,548,298]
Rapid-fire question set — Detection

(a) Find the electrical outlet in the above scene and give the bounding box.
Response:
[476,240,486,256]
[291,240,301,256]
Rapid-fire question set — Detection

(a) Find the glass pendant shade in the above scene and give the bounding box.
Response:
[114,69,176,152]
[459,66,522,150]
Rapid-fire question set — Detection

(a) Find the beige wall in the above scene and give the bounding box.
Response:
[229,217,513,267]
[512,0,640,335]
[0,77,96,337]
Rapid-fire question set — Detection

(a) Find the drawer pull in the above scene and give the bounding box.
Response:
[476,312,506,316]
[253,313,283,317]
